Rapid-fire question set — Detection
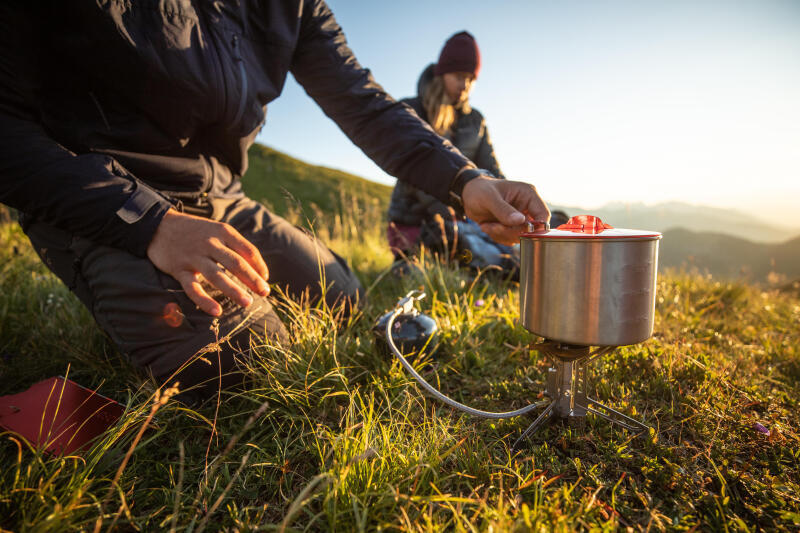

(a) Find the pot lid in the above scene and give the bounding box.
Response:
[521,215,662,240]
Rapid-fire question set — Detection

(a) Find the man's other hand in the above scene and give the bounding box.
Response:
[146,209,270,316]
[461,177,550,245]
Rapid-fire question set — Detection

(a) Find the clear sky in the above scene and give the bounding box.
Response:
[257,0,800,226]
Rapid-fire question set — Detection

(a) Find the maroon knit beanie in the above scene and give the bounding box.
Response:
[434,31,481,78]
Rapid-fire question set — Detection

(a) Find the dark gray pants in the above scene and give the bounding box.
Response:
[25,197,363,399]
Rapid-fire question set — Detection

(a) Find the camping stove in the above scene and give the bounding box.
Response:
[513,341,649,448]
[381,292,651,448]
[383,207,661,447]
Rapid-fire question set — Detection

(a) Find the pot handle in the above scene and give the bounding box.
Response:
[526,220,550,233]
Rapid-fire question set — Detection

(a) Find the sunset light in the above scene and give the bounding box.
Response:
[259,0,800,225]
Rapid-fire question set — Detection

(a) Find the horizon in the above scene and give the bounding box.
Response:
[257,0,800,225]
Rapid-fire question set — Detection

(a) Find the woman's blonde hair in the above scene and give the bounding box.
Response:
[422,75,471,137]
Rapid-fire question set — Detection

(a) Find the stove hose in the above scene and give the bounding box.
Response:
[385,291,547,419]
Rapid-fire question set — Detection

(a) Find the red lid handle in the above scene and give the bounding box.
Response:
[557,215,614,234]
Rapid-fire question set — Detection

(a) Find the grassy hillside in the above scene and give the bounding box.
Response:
[1,182,799,530]
[243,143,392,218]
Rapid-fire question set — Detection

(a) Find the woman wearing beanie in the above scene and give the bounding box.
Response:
[387,31,518,276]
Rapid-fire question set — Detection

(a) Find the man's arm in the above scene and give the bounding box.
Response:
[289,0,470,203]
[289,0,549,239]
[0,104,270,316]
[0,5,267,315]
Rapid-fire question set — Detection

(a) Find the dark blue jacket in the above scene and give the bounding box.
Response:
[0,1,472,256]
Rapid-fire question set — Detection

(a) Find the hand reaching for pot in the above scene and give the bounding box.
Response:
[461,176,551,245]
[146,209,270,316]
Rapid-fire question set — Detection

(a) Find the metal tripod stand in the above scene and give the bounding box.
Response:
[513,342,650,449]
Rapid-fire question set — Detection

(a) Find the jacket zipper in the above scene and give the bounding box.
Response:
[88,91,111,131]
[229,34,248,130]
[198,7,227,124]
[199,6,248,129]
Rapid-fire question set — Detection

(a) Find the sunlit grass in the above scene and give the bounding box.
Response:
[1,202,798,531]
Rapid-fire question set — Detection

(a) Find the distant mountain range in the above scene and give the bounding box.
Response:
[550,201,800,244]
[659,229,800,284]
[244,144,800,284]
[546,204,800,282]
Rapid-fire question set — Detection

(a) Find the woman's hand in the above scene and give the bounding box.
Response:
[461,176,550,245]
[146,209,270,316]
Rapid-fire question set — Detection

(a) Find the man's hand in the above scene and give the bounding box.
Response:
[461,176,551,245]
[146,209,270,316]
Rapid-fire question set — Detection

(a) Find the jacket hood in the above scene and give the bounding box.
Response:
[416,63,436,100]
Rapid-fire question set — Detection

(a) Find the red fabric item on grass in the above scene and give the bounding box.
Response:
[0,377,124,455]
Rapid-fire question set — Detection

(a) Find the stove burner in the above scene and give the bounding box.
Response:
[512,341,650,449]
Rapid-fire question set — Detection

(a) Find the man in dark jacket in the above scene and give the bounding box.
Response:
[0,2,550,398]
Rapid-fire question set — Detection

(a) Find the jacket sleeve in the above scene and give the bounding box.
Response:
[474,117,505,179]
[0,5,172,257]
[290,0,474,204]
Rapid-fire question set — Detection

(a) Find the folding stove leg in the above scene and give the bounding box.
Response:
[583,399,649,432]
[575,353,650,433]
[512,400,555,450]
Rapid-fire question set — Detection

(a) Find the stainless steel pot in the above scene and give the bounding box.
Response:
[519,215,661,346]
